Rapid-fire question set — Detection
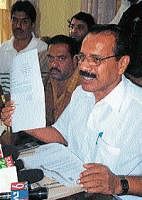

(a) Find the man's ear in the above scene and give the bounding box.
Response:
[31,23,35,32]
[118,55,130,75]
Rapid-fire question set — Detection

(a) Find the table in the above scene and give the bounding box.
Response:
[20,147,116,200]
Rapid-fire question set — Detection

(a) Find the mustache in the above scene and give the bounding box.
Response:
[79,70,96,79]
[14,28,23,32]
[49,67,61,73]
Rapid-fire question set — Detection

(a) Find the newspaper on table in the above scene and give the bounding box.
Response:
[20,143,84,186]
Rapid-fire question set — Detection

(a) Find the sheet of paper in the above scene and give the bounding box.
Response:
[10,49,46,132]
[20,143,84,186]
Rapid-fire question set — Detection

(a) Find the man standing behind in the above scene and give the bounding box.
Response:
[40,35,79,126]
[0,0,47,143]
[68,12,96,50]
[0,0,47,95]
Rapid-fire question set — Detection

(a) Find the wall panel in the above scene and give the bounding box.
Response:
[39,0,81,37]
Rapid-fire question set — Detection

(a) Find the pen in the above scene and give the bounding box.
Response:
[96,132,103,145]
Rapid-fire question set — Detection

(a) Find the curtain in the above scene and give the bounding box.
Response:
[0,9,11,43]
[110,0,130,24]
[0,0,16,44]
[81,0,117,24]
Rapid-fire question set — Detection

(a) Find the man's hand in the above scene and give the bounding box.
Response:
[79,163,121,195]
[1,101,15,127]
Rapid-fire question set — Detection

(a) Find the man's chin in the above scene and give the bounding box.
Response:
[13,34,26,40]
[70,36,82,42]
[81,84,94,93]
[51,74,62,81]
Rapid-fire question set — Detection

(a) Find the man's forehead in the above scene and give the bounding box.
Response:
[12,11,29,19]
[81,32,115,53]
[48,43,70,54]
[83,32,115,45]
[71,18,87,26]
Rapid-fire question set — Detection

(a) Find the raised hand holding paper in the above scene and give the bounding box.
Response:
[10,49,46,132]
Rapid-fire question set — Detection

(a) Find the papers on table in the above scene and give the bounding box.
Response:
[20,143,84,186]
[10,49,46,132]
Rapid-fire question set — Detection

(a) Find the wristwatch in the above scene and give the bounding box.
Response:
[119,176,129,195]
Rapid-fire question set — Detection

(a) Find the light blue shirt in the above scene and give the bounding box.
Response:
[54,76,142,200]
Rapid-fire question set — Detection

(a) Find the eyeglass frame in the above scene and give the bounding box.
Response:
[47,54,72,63]
[67,19,87,31]
[75,53,118,66]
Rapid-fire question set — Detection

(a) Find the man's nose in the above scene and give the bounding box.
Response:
[51,59,60,66]
[71,26,79,33]
[78,57,93,71]
[16,20,22,28]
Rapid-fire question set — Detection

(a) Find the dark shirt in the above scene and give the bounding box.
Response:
[118,1,142,36]
[118,1,142,77]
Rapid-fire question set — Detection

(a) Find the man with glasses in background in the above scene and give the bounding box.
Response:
[68,11,96,51]
[41,35,79,126]
[2,24,142,199]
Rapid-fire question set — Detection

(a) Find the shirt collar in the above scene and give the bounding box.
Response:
[6,32,35,52]
[98,75,127,112]
[137,0,141,3]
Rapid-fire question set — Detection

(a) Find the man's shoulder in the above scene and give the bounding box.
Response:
[32,37,47,52]
[71,86,94,104]
[0,39,12,50]
[72,86,86,97]
[126,78,142,102]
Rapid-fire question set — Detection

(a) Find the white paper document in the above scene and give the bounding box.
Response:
[20,143,84,186]
[10,49,46,132]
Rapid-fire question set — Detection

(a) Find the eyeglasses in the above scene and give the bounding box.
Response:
[75,53,116,66]
[68,23,86,31]
[47,55,69,63]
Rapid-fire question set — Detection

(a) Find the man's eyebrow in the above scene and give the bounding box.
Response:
[12,16,30,20]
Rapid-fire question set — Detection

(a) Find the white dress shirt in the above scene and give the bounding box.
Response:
[0,34,47,94]
[54,76,142,200]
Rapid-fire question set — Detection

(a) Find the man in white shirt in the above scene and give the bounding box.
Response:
[2,24,142,199]
[0,0,47,95]
[0,0,47,142]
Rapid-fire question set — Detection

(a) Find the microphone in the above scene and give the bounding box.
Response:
[2,145,19,161]
[17,169,44,184]
[0,187,48,200]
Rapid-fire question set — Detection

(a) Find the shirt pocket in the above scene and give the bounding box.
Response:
[96,138,120,172]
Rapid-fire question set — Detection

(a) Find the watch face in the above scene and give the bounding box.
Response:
[120,177,129,195]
